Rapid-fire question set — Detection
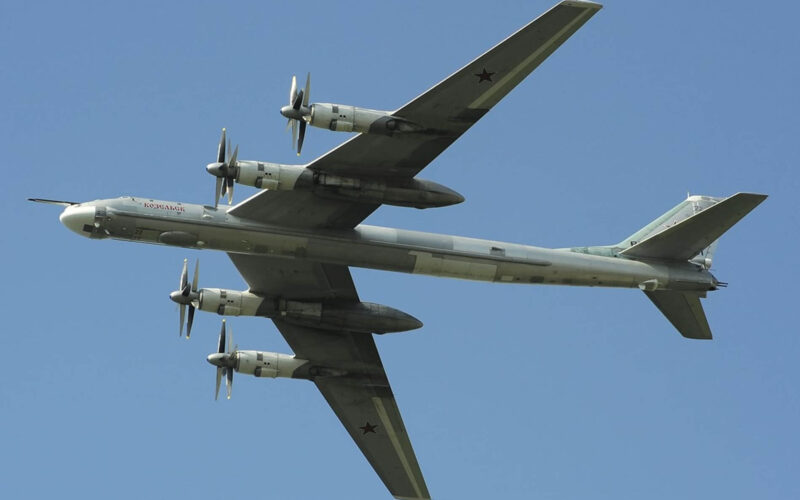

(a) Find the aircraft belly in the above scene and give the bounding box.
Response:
[409,250,498,280]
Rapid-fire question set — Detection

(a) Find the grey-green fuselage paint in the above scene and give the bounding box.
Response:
[61,197,716,293]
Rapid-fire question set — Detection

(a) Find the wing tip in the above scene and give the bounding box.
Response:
[561,0,603,11]
[732,192,768,202]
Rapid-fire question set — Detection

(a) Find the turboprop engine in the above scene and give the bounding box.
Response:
[305,103,417,135]
[205,320,344,400]
[170,260,423,333]
[279,73,419,155]
[205,320,308,400]
[195,288,264,316]
[202,128,461,208]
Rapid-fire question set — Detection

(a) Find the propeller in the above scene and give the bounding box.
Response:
[279,73,311,156]
[205,128,240,208]
[169,258,199,338]
[207,319,237,400]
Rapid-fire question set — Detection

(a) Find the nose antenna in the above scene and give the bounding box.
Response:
[28,198,79,206]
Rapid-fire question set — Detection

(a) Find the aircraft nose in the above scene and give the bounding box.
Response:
[59,205,96,236]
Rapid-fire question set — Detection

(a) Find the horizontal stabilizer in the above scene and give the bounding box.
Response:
[620,193,767,261]
[645,290,712,340]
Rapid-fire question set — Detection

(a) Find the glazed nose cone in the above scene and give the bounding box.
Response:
[59,205,95,237]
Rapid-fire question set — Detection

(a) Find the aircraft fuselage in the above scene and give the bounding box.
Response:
[59,196,716,292]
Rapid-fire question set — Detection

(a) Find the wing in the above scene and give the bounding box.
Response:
[308,0,602,179]
[229,1,601,228]
[228,190,379,230]
[228,252,358,301]
[274,320,430,500]
[228,253,430,499]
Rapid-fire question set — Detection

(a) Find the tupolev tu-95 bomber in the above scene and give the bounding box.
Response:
[32,2,767,499]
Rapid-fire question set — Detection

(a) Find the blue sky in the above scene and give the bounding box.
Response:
[3,1,798,498]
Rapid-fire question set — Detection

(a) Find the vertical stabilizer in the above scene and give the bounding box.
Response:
[619,193,767,262]
[617,195,722,251]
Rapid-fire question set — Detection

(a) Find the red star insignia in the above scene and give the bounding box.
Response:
[475,68,495,83]
[359,422,378,434]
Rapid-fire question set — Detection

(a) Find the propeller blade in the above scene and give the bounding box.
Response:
[217,128,227,163]
[186,305,195,339]
[179,303,185,337]
[229,144,238,166]
[214,177,222,209]
[302,72,310,107]
[215,367,222,400]
[226,367,233,400]
[191,260,199,292]
[180,258,189,294]
[291,119,298,151]
[293,89,304,110]
[218,320,226,354]
[227,144,238,204]
[297,120,306,156]
[289,75,297,106]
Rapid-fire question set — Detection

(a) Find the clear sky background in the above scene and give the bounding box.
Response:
[3,1,798,499]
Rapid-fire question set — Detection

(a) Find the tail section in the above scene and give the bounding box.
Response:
[644,291,712,339]
[618,192,767,263]
[612,192,767,339]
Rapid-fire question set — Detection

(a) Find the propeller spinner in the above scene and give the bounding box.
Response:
[279,73,311,155]
[205,128,239,207]
[169,258,199,338]
[206,319,237,400]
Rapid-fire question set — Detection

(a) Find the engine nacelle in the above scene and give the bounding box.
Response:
[234,161,463,209]
[195,288,421,333]
[197,289,264,316]
[235,350,309,379]
[313,174,465,209]
[235,161,306,191]
[273,299,423,334]
[309,103,416,135]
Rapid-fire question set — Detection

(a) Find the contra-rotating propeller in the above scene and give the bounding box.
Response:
[169,258,199,338]
[206,319,238,400]
[279,73,311,156]
[205,128,239,208]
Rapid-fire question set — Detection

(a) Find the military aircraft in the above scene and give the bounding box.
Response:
[31,2,766,499]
